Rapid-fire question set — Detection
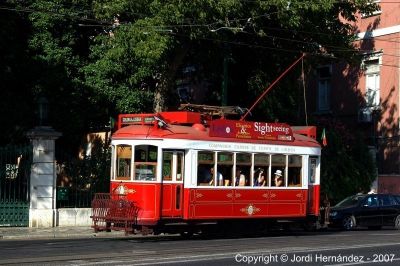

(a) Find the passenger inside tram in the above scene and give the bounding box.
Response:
[254,168,266,187]
[235,168,246,186]
[288,174,301,186]
[224,179,231,186]
[209,167,223,186]
[288,166,301,186]
[273,169,284,187]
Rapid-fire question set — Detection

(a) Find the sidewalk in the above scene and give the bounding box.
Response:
[0,226,127,240]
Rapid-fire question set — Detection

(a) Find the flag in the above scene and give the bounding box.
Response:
[321,128,327,147]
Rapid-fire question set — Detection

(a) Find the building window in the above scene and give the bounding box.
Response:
[364,59,380,108]
[317,66,331,112]
[361,0,381,18]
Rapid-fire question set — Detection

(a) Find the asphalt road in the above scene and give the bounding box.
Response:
[0,228,399,265]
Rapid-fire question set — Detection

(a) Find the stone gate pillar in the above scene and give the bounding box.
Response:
[27,126,62,227]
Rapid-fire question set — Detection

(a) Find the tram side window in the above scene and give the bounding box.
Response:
[217,152,234,186]
[162,151,184,181]
[288,155,302,186]
[197,151,214,186]
[116,145,132,180]
[162,151,173,181]
[309,157,317,184]
[254,154,270,187]
[271,154,286,187]
[134,145,157,181]
[235,153,251,186]
[176,152,184,181]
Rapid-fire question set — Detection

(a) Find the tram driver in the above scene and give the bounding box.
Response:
[274,170,284,187]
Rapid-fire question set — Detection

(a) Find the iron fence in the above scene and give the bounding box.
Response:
[0,144,31,226]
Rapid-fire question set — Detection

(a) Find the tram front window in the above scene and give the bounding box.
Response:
[116,145,132,180]
[135,164,156,181]
[134,145,157,181]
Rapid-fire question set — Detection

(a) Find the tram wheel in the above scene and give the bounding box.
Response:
[395,215,400,230]
[342,215,356,231]
[180,231,194,239]
[303,222,317,232]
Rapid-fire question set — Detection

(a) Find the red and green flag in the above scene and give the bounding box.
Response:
[321,128,327,147]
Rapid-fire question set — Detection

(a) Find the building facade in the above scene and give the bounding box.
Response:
[309,1,400,191]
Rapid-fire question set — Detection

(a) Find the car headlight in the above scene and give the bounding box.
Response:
[330,211,338,217]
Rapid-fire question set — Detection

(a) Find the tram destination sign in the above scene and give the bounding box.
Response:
[209,119,293,141]
[119,115,155,126]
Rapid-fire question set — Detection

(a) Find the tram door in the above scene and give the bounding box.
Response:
[307,157,320,216]
[161,150,184,218]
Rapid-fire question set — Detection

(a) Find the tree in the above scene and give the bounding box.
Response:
[12,0,112,152]
[2,0,378,133]
[0,2,35,145]
[320,121,377,204]
[82,0,378,117]
[1,0,379,200]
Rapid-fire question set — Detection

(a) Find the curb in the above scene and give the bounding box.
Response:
[0,228,128,240]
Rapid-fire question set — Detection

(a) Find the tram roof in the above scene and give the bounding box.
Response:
[112,123,320,148]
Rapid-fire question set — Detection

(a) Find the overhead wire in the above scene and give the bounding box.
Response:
[1,2,399,68]
[4,3,398,51]
[301,57,308,126]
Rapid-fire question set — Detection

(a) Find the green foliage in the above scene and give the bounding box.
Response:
[321,125,377,204]
[1,0,380,201]
[83,0,379,114]
[63,141,110,192]
[84,17,171,113]
[57,136,111,207]
[0,2,35,144]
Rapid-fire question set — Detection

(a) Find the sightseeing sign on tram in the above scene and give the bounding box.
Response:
[209,119,293,141]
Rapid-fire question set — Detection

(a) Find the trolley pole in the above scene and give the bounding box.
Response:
[240,53,306,121]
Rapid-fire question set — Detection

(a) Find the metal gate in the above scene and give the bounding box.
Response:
[0,145,32,226]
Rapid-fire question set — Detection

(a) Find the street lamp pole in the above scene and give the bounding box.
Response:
[37,96,49,126]
[222,46,229,106]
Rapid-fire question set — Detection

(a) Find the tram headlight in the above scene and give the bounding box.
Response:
[330,211,337,217]
[116,185,126,195]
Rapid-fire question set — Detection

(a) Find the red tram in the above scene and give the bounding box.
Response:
[91,105,321,235]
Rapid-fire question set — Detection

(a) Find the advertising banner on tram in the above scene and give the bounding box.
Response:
[209,119,293,141]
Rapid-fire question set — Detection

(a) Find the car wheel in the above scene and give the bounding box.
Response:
[395,215,400,230]
[342,216,356,230]
[368,226,381,230]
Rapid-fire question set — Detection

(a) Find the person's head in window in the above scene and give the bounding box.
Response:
[209,167,223,185]
[235,168,246,186]
[255,168,266,186]
[274,170,284,187]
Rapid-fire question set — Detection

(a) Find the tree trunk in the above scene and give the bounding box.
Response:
[153,44,189,112]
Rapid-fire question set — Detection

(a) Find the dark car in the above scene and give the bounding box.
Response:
[329,193,400,230]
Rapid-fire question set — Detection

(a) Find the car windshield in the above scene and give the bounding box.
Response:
[334,194,366,207]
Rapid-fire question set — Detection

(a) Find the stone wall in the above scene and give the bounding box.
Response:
[56,208,92,227]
